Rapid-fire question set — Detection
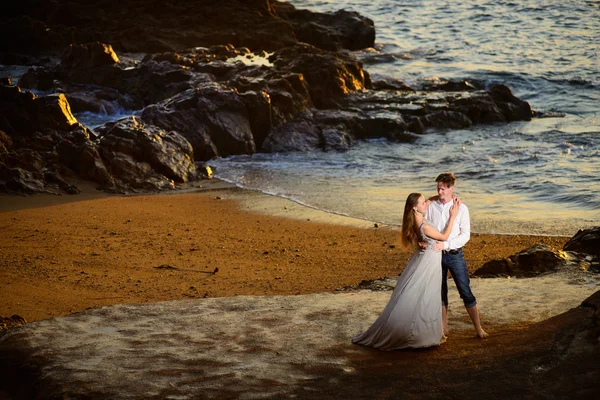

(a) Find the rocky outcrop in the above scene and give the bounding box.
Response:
[563,226,600,273]
[473,227,600,277]
[0,0,374,60]
[140,84,256,161]
[0,0,536,195]
[270,43,372,109]
[564,226,600,256]
[0,81,83,194]
[0,79,199,194]
[95,116,196,190]
[473,244,567,277]
[273,3,376,51]
[529,290,600,398]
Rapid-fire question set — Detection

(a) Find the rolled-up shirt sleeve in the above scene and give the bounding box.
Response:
[447,205,470,250]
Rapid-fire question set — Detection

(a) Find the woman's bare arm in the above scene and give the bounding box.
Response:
[422,200,460,241]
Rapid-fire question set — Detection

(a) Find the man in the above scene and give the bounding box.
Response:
[426,172,488,339]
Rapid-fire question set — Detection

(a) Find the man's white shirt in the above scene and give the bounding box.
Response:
[425,199,470,250]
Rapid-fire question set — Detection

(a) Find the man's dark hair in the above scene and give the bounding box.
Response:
[435,172,456,187]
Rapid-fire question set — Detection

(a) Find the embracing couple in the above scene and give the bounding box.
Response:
[352,172,488,351]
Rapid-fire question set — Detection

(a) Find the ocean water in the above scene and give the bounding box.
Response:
[210,0,600,236]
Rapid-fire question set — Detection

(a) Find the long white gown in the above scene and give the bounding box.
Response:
[352,221,444,350]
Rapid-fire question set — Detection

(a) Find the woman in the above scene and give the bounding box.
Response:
[352,193,459,350]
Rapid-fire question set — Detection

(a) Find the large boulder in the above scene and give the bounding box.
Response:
[563,227,600,256]
[16,67,55,91]
[473,244,568,277]
[60,41,119,70]
[56,127,115,188]
[0,80,86,194]
[0,84,78,137]
[489,84,533,122]
[95,116,196,190]
[140,84,256,161]
[529,290,600,397]
[262,110,322,152]
[270,44,371,109]
[274,3,375,51]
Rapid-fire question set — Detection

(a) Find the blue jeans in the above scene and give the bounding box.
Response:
[441,249,477,308]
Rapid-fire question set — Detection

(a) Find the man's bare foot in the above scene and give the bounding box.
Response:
[476,329,488,339]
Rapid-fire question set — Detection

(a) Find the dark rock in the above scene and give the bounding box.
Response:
[274,3,375,51]
[262,110,321,152]
[62,86,131,115]
[238,90,273,149]
[321,127,355,152]
[473,244,567,277]
[119,60,200,108]
[0,1,536,196]
[529,290,600,397]
[141,84,255,161]
[56,128,115,188]
[0,166,45,194]
[371,77,414,91]
[423,110,473,130]
[359,115,417,142]
[60,42,119,70]
[43,170,81,194]
[1,0,375,59]
[0,80,92,194]
[17,67,55,91]
[96,116,196,189]
[0,82,78,137]
[563,227,600,256]
[57,53,206,110]
[489,84,532,121]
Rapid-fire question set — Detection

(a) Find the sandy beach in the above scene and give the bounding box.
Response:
[2,181,600,399]
[0,180,581,324]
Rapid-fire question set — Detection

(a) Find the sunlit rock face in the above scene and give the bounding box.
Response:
[61,42,119,69]
[270,44,372,109]
[0,81,86,193]
[0,85,77,136]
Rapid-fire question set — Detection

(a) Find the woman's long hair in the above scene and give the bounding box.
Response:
[400,193,422,249]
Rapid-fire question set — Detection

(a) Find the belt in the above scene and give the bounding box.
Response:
[442,248,461,255]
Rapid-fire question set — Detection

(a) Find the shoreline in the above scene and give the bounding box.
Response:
[0,176,585,238]
[0,181,579,325]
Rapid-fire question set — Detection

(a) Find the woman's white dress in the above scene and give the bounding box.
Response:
[352,221,444,350]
